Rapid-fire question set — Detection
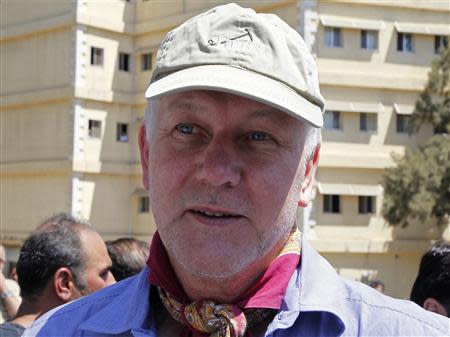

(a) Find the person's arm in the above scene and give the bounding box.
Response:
[0,273,21,319]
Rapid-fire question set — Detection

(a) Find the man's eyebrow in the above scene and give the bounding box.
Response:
[167,99,201,113]
[247,108,292,128]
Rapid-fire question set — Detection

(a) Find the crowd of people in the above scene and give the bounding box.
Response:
[0,214,149,337]
[1,3,449,336]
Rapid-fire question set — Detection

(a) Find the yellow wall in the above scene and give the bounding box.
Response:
[322,251,422,299]
[76,173,154,240]
[1,0,73,27]
[2,29,72,96]
[1,101,72,162]
[1,174,71,240]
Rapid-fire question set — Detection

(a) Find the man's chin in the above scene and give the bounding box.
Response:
[171,249,258,279]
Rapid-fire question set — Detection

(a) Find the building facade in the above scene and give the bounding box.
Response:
[1,0,449,297]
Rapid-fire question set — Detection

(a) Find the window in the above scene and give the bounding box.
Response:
[141,53,152,71]
[358,196,375,214]
[139,196,150,213]
[324,195,340,213]
[396,114,411,133]
[361,30,378,50]
[90,47,104,66]
[325,27,342,47]
[119,52,130,71]
[435,35,448,54]
[397,33,413,52]
[88,119,102,138]
[324,111,341,130]
[116,123,129,142]
[360,113,377,132]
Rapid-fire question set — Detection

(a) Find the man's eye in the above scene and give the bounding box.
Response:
[176,123,195,134]
[100,269,110,280]
[249,131,272,141]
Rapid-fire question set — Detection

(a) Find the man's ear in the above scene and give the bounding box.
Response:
[423,298,448,316]
[139,125,150,190]
[299,144,320,208]
[53,267,79,303]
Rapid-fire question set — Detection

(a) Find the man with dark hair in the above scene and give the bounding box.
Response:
[0,245,21,324]
[369,280,385,293]
[0,213,115,336]
[106,238,149,281]
[410,240,450,317]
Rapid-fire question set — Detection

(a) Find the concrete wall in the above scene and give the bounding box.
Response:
[2,28,72,97]
[1,101,73,162]
[1,0,73,27]
[322,251,423,299]
[75,173,154,241]
[1,174,72,240]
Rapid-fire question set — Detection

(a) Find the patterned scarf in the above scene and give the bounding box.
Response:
[147,228,300,337]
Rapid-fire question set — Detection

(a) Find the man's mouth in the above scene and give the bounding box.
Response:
[191,209,239,219]
[186,207,244,226]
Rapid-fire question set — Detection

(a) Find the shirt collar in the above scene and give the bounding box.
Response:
[299,235,348,313]
[266,234,346,335]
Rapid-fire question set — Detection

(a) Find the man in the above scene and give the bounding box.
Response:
[0,213,115,336]
[369,280,385,294]
[410,240,450,317]
[106,238,149,281]
[24,4,449,337]
[0,245,21,324]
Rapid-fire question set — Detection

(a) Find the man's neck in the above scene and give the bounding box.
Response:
[169,236,287,303]
[12,294,65,328]
[10,300,43,328]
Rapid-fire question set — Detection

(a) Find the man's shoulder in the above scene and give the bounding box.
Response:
[340,278,450,336]
[0,321,25,337]
[24,272,149,337]
[23,283,124,337]
[298,241,449,336]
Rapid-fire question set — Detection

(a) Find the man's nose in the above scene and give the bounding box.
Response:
[196,140,241,187]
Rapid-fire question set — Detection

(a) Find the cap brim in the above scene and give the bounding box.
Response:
[145,65,323,127]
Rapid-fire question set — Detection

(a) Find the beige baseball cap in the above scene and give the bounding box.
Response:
[145,3,324,127]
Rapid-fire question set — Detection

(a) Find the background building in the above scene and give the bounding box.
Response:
[1,0,449,298]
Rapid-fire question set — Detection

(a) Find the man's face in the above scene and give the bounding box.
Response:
[142,90,313,278]
[79,230,115,294]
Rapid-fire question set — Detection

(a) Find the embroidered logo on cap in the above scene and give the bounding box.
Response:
[208,28,253,46]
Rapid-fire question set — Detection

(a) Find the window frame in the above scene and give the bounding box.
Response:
[141,52,152,71]
[435,35,448,54]
[359,113,377,132]
[139,196,150,213]
[324,194,341,213]
[90,47,104,66]
[360,30,378,50]
[325,27,343,48]
[88,119,102,138]
[324,110,341,130]
[397,33,413,53]
[358,196,375,214]
[116,123,129,142]
[396,114,411,133]
[118,52,131,72]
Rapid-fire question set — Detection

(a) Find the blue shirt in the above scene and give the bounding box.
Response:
[24,236,450,336]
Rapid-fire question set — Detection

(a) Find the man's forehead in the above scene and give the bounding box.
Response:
[159,90,300,125]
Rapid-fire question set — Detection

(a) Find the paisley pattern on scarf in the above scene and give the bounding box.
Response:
[159,287,278,337]
[148,227,300,337]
